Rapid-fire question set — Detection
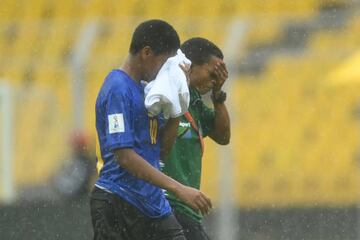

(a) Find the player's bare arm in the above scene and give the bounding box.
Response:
[160,117,180,160]
[114,148,212,215]
[208,60,231,145]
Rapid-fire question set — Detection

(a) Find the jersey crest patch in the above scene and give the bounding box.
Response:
[108,113,125,134]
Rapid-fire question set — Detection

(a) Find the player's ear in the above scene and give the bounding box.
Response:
[140,46,153,60]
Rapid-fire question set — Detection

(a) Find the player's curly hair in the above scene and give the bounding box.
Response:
[129,19,180,55]
[181,37,224,65]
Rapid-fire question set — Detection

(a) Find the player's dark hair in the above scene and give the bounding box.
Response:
[180,37,223,65]
[129,19,180,55]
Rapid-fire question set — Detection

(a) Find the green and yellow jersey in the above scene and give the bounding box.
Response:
[163,88,215,222]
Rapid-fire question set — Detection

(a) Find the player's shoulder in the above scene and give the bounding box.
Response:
[106,69,131,87]
[102,69,132,94]
[96,70,133,106]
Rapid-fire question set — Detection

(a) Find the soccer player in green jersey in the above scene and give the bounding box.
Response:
[162,38,231,240]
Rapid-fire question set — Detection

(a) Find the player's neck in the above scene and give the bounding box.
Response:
[188,80,198,91]
[120,56,142,84]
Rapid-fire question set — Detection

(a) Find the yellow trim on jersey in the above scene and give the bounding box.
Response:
[149,118,158,144]
[154,119,158,143]
[96,136,104,174]
[150,118,153,143]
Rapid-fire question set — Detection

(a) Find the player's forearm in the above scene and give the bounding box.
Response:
[211,102,231,145]
[114,148,182,193]
[160,117,180,160]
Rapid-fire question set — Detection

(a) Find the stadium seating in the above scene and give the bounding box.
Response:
[227,8,360,207]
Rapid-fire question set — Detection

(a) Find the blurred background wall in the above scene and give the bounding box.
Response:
[1,0,360,239]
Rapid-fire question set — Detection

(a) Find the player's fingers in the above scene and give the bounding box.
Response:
[180,62,191,70]
[179,63,186,73]
[215,65,227,80]
[189,194,203,211]
[214,65,223,77]
[196,197,209,215]
[184,63,191,71]
[223,70,228,79]
[199,192,212,210]
[179,63,191,85]
[201,193,213,211]
[218,64,228,78]
[216,61,225,70]
[188,201,200,211]
[198,193,212,215]
[196,200,208,216]
[222,63,228,74]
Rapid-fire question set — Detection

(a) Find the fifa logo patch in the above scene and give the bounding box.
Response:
[108,113,125,134]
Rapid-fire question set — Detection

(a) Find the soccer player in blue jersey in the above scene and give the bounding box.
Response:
[90,20,212,240]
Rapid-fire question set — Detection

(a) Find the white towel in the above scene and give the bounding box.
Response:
[144,49,191,119]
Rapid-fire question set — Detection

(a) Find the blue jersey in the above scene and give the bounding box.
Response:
[95,69,171,218]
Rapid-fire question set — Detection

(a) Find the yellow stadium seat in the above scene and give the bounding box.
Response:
[2,0,358,208]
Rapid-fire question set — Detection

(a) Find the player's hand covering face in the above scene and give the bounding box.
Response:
[179,63,191,85]
[212,60,228,92]
[189,56,228,95]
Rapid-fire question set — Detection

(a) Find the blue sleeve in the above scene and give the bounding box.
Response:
[104,89,134,151]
